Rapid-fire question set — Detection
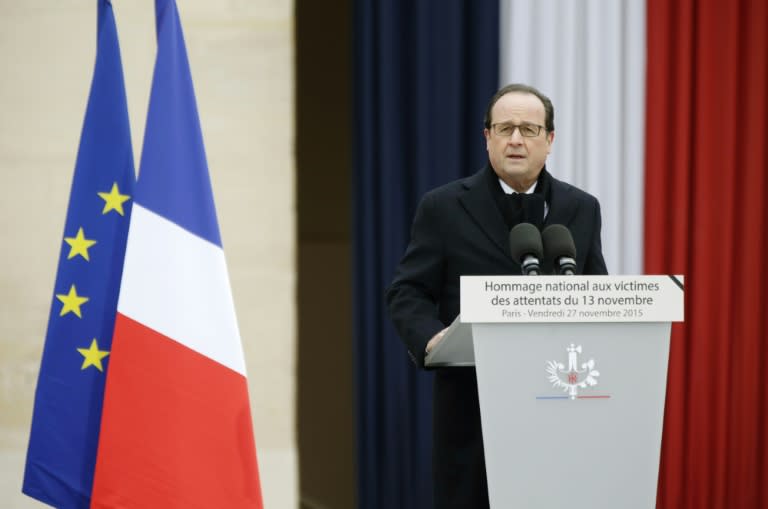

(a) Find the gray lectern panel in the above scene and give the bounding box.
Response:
[424,317,473,367]
[473,322,670,509]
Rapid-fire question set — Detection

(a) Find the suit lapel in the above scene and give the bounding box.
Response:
[458,168,511,256]
[545,175,579,227]
[457,169,581,255]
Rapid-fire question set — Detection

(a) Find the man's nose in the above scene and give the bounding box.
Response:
[508,127,524,144]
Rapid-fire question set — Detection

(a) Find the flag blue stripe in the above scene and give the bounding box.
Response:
[133,0,222,247]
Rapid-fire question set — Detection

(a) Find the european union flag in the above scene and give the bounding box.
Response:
[22,1,135,507]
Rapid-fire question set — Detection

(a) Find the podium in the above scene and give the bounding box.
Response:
[426,275,684,509]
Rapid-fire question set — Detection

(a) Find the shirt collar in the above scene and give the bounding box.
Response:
[498,178,538,195]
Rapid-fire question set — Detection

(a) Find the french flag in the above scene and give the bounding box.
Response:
[91,1,263,507]
[500,2,767,506]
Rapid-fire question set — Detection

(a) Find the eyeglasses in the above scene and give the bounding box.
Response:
[490,122,545,138]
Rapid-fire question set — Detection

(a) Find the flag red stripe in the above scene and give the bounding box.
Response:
[646,0,768,507]
[92,313,262,508]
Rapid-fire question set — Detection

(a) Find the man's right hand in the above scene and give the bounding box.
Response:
[425,328,448,355]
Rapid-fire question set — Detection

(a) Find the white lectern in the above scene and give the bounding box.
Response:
[426,275,684,509]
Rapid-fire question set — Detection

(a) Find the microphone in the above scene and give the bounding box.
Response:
[542,224,577,275]
[509,223,543,275]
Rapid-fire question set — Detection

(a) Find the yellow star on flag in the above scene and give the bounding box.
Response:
[97,182,131,216]
[63,227,97,261]
[56,284,89,318]
[77,338,110,372]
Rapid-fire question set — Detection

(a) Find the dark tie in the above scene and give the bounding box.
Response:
[505,192,545,229]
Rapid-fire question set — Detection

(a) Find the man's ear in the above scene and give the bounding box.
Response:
[483,128,492,150]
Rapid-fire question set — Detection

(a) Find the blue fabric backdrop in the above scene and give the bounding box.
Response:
[353,2,499,507]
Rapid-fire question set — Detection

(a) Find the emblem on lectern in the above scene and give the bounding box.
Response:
[546,344,600,400]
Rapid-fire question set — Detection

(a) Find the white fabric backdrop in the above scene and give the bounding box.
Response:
[499,0,646,274]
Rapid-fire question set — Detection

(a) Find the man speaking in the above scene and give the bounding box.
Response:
[386,83,608,508]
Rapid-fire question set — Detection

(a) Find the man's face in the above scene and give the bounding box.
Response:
[484,92,554,191]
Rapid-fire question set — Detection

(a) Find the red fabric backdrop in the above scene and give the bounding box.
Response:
[645,0,768,507]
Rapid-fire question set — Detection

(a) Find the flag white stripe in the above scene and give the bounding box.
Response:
[499,0,646,274]
[117,204,246,376]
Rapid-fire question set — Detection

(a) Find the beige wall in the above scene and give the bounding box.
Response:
[0,1,296,507]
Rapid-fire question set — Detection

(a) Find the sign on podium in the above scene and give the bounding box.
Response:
[426,275,684,509]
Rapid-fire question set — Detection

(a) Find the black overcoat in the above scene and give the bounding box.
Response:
[386,166,608,508]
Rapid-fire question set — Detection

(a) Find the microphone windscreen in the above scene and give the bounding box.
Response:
[541,224,577,263]
[509,223,543,263]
